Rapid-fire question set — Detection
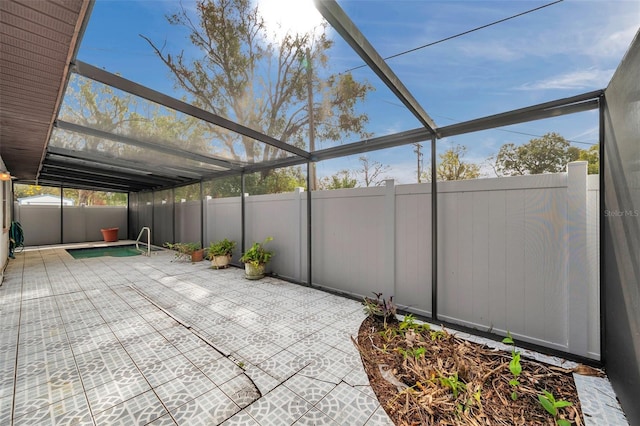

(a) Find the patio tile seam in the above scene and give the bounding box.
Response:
[127,285,264,400]
[43,263,104,423]
[43,253,163,421]
[57,278,174,424]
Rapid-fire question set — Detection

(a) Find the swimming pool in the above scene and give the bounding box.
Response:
[67,244,161,259]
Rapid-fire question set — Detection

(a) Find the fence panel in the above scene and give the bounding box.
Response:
[175,201,202,246]
[14,204,61,246]
[15,204,126,245]
[62,206,87,243]
[205,197,242,262]
[153,193,173,245]
[245,189,306,281]
[311,186,390,297]
[436,174,570,351]
[395,184,432,317]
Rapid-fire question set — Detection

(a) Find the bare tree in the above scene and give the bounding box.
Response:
[358,156,391,187]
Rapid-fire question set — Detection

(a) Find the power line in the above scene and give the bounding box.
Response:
[492,128,596,147]
[371,98,597,146]
[343,0,564,74]
[434,114,596,146]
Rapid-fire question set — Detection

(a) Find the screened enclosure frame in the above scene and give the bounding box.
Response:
[21,0,607,364]
[39,62,602,193]
[6,1,640,420]
[35,0,602,193]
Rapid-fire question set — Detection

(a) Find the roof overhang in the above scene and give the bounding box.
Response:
[0,0,92,180]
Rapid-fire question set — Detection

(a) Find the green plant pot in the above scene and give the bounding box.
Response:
[244,263,265,280]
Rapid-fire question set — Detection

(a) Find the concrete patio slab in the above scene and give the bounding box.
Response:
[0,245,393,425]
[0,243,627,425]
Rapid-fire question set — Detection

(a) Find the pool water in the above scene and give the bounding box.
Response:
[67,244,158,259]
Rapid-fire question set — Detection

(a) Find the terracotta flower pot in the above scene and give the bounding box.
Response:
[191,249,204,262]
[100,227,119,242]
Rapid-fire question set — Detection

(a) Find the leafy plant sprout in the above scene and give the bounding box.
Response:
[429,329,447,341]
[538,389,573,426]
[378,327,398,342]
[439,372,467,399]
[502,331,522,400]
[398,314,431,334]
[396,346,426,361]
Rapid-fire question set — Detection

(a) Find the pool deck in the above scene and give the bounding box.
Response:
[0,243,628,425]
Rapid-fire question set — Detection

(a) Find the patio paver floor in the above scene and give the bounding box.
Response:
[0,245,392,425]
[0,243,628,425]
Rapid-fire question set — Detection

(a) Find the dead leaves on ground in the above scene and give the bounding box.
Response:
[356,316,586,425]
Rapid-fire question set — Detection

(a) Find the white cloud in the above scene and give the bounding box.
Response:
[456,41,524,62]
[447,1,638,63]
[517,68,615,91]
[570,126,599,142]
[590,25,639,58]
[387,161,419,184]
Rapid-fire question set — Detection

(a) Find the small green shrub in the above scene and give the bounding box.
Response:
[399,314,431,334]
[208,238,236,258]
[240,237,274,266]
[164,242,201,261]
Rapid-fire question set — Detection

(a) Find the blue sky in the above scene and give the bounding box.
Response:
[76,0,639,184]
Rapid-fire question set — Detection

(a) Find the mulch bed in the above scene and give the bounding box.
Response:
[355,315,600,425]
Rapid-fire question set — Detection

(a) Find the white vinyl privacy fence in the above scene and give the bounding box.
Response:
[13,204,127,245]
[18,162,599,359]
[203,161,599,359]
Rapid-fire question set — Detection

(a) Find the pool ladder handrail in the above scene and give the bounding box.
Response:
[136,227,151,256]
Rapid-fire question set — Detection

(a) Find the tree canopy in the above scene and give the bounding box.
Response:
[143,0,373,163]
[495,132,573,176]
[436,144,481,181]
[319,170,357,190]
[494,132,598,176]
[14,184,127,206]
[204,167,306,197]
[421,144,481,182]
[577,144,599,174]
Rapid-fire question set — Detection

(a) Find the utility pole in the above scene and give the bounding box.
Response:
[413,142,423,183]
[306,47,317,190]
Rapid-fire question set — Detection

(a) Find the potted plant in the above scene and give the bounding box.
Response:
[164,242,204,262]
[239,237,274,280]
[207,238,236,269]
